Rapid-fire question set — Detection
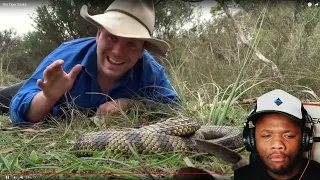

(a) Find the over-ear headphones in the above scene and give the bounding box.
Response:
[243,105,314,154]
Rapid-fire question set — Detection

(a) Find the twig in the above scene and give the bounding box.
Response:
[183,157,195,167]
[216,0,284,81]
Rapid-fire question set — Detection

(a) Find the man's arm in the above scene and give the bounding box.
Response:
[9,60,56,125]
[10,61,82,124]
[25,91,59,123]
[10,38,97,125]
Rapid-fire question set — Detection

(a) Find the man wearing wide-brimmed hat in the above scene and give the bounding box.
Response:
[9,0,180,125]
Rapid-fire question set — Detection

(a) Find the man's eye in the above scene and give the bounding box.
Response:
[128,42,138,49]
[261,134,271,138]
[108,35,117,42]
[285,134,295,139]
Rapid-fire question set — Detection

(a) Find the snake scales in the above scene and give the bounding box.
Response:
[71,117,243,156]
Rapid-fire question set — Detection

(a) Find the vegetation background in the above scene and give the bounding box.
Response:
[0,0,319,179]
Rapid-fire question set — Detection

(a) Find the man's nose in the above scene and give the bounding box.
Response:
[112,42,126,56]
[271,137,285,150]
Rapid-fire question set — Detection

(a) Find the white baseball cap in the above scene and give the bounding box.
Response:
[247,89,305,125]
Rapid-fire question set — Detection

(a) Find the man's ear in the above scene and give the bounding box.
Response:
[139,42,146,58]
[96,27,102,42]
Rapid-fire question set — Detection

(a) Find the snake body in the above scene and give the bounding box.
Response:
[71,117,243,156]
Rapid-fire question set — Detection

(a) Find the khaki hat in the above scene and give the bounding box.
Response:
[80,0,170,56]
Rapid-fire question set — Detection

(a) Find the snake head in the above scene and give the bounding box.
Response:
[195,139,249,171]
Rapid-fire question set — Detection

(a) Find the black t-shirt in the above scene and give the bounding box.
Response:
[234,158,320,180]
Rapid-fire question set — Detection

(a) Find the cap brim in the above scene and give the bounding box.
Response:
[248,110,304,126]
[80,5,170,56]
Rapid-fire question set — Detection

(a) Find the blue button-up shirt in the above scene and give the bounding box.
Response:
[10,37,180,125]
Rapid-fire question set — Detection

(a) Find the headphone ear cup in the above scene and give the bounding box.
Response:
[243,106,257,152]
[244,127,256,152]
[302,127,312,152]
[248,127,256,152]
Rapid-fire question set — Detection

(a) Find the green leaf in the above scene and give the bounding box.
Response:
[0,154,10,172]
[29,150,39,163]
[10,152,21,172]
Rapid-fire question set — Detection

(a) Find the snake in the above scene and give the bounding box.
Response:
[71,116,243,156]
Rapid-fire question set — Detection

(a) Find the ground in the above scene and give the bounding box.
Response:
[0,108,249,180]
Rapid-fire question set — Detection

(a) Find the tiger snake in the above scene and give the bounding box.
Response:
[71,116,243,156]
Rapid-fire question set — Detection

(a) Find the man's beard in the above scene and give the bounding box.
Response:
[257,149,304,175]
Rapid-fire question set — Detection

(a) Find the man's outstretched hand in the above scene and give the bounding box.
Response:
[37,59,82,101]
[25,60,82,123]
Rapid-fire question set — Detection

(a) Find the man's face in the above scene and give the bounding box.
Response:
[96,28,145,80]
[255,113,303,175]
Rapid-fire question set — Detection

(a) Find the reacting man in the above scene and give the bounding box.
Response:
[235,89,320,180]
[9,0,180,125]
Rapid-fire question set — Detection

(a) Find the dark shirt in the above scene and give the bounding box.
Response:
[234,157,320,180]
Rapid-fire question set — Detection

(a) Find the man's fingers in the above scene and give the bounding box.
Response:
[51,60,64,71]
[37,79,47,91]
[46,60,64,73]
[96,101,125,117]
[96,107,106,116]
[68,64,82,80]
[50,60,64,76]
[44,60,64,81]
[96,109,103,116]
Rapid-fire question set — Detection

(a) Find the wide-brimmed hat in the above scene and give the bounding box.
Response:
[247,89,306,126]
[80,0,170,56]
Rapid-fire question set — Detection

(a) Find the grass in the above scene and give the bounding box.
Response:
[0,108,246,179]
[0,59,250,180]
[1,2,320,179]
